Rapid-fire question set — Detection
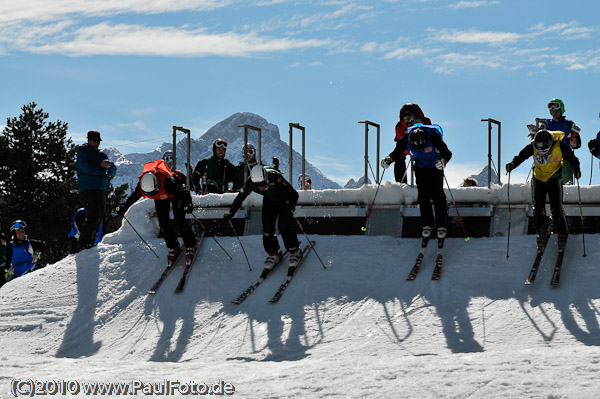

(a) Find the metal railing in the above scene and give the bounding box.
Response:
[289,123,306,189]
[480,118,501,188]
[172,126,191,189]
[238,124,262,183]
[358,120,380,185]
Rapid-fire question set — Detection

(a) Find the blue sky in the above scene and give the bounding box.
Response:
[1,0,600,186]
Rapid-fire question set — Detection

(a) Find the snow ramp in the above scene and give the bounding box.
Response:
[2,200,600,398]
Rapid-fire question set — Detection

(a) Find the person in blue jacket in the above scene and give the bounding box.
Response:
[8,220,45,280]
[0,220,13,288]
[381,124,453,239]
[545,99,581,184]
[76,130,116,251]
[68,208,103,253]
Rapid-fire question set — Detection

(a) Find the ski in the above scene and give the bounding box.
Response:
[550,236,568,286]
[231,252,289,305]
[406,236,430,281]
[147,247,184,294]
[269,241,316,303]
[525,233,551,285]
[174,232,205,293]
[431,237,445,280]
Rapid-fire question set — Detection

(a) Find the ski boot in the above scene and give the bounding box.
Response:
[557,233,568,252]
[167,245,182,266]
[287,247,303,276]
[185,246,196,264]
[264,252,282,270]
[436,227,447,239]
[422,226,433,239]
[535,233,549,253]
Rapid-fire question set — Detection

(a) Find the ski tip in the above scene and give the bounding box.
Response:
[147,291,156,295]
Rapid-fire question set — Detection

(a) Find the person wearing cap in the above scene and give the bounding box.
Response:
[120,151,196,263]
[391,103,432,183]
[506,129,581,251]
[7,220,46,281]
[76,130,117,251]
[0,220,13,288]
[381,124,452,240]
[192,138,236,194]
[224,165,302,272]
[233,143,259,192]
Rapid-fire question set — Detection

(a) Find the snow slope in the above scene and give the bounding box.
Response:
[2,193,600,398]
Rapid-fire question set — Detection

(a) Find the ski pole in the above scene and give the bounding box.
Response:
[361,168,387,233]
[121,213,159,258]
[290,209,327,269]
[227,219,252,271]
[576,178,587,257]
[590,154,594,185]
[443,173,470,241]
[188,211,233,260]
[506,172,511,259]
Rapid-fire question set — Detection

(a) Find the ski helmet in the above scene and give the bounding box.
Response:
[298,173,311,187]
[10,220,27,232]
[212,138,228,154]
[534,130,554,155]
[162,150,174,163]
[548,98,565,114]
[140,173,160,197]
[250,165,268,185]
[241,143,256,158]
[408,127,428,150]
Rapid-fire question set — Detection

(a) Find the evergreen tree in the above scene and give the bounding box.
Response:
[0,102,79,264]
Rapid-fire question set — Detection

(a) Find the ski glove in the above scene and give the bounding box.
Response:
[223,213,232,222]
[380,157,393,169]
[435,159,446,171]
[574,170,582,180]
[506,162,515,174]
[588,139,598,156]
[285,200,296,212]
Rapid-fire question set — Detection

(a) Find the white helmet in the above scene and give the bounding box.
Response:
[140,173,159,196]
[250,165,267,184]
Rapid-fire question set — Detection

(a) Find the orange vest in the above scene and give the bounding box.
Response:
[138,160,174,200]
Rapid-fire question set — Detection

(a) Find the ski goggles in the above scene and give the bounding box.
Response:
[11,220,27,230]
[214,140,228,149]
[548,102,561,111]
[163,155,173,162]
[245,148,256,156]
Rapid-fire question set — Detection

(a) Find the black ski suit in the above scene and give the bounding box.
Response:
[229,169,300,254]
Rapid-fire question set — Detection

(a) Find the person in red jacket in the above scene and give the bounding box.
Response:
[392,103,432,183]
[121,151,197,264]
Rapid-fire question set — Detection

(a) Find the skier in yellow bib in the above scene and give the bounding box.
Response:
[506,129,581,251]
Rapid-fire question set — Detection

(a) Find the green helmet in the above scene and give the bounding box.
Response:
[548,98,565,114]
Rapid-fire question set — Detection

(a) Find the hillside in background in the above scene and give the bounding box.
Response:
[103,112,341,192]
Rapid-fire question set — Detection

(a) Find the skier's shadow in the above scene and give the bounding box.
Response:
[56,250,102,358]
[143,269,197,362]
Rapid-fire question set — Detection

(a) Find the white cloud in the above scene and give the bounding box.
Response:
[430,28,520,45]
[449,1,499,9]
[9,22,328,57]
[0,0,229,24]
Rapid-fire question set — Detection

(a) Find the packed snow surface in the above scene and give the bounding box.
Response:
[3,185,600,398]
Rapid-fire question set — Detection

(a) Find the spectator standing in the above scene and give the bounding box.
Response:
[392,104,432,183]
[76,130,116,251]
[9,220,46,279]
[192,138,236,194]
